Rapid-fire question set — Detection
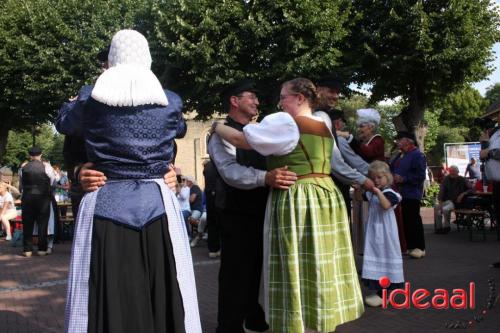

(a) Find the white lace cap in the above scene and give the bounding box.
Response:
[91,29,168,107]
[356,108,381,126]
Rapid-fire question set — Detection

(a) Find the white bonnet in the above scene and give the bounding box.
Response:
[356,108,381,126]
[108,29,152,69]
[91,29,168,107]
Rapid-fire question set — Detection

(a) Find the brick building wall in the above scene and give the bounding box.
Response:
[174,119,215,189]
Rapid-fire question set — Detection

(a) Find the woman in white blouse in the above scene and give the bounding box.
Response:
[212,78,363,333]
[0,182,18,241]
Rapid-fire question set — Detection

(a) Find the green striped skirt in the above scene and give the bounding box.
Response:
[263,177,364,333]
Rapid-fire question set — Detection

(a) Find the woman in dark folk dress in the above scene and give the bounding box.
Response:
[56,29,201,333]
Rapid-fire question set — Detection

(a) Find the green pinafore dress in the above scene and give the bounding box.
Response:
[263,116,364,333]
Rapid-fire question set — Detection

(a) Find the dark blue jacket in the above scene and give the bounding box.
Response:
[55,85,186,229]
[390,147,427,200]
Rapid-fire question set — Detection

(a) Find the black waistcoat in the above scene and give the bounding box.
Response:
[217,117,268,215]
[21,160,50,196]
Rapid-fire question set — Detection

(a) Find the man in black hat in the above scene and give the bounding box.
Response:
[19,147,57,257]
[390,131,427,259]
[316,76,341,108]
[208,79,297,333]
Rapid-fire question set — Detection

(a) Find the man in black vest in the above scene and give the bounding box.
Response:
[208,79,297,333]
[20,147,56,257]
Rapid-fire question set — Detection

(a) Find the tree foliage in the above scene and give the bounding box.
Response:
[349,0,500,132]
[1,0,499,164]
[0,0,153,160]
[426,85,486,143]
[151,0,353,117]
[1,124,63,171]
[427,125,468,165]
[485,82,500,105]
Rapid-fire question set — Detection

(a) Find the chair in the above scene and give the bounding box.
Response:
[57,203,74,241]
[454,209,488,241]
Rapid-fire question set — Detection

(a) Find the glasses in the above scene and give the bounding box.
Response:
[279,93,298,101]
[237,93,259,101]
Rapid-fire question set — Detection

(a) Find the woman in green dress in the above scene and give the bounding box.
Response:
[212,78,363,333]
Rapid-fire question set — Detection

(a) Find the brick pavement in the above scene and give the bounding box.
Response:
[0,208,499,333]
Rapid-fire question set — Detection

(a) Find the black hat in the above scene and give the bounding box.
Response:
[327,109,346,122]
[97,45,110,63]
[395,131,416,142]
[221,78,258,100]
[316,76,342,91]
[28,146,42,156]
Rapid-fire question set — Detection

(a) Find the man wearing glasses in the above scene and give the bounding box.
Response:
[208,79,297,333]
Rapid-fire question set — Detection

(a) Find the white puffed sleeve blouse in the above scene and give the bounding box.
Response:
[242,112,300,156]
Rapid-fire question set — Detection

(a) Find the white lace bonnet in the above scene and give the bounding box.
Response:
[356,108,381,126]
[91,29,168,107]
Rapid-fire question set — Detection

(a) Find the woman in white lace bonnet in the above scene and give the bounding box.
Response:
[56,29,201,333]
[338,108,385,163]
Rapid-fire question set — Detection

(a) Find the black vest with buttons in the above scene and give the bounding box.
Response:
[216,117,269,215]
[21,160,50,196]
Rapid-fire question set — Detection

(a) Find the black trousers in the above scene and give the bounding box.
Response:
[216,210,268,333]
[401,198,426,250]
[205,190,221,253]
[205,191,220,252]
[22,194,51,252]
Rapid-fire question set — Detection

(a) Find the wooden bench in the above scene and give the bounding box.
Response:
[454,209,488,241]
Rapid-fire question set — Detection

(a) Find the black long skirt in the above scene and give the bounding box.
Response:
[88,215,185,333]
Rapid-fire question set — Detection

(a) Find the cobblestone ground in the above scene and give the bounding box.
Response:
[1,208,499,333]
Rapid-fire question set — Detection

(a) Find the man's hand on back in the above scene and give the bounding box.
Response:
[163,165,177,191]
[265,166,297,190]
[79,163,106,192]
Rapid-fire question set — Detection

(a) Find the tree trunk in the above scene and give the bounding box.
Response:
[392,82,427,149]
[0,123,10,163]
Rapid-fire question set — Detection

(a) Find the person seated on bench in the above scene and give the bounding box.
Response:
[434,165,475,234]
[1,182,19,241]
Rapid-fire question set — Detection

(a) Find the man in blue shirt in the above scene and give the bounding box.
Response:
[390,131,427,259]
[464,157,481,180]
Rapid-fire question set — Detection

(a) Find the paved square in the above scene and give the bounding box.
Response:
[1,208,499,332]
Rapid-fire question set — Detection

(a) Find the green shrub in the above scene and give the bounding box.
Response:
[421,183,440,207]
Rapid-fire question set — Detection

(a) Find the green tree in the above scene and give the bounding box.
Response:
[427,125,468,165]
[349,0,500,135]
[46,133,66,168]
[432,85,486,141]
[151,0,353,117]
[1,124,57,170]
[485,82,500,105]
[422,109,440,154]
[0,0,152,161]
